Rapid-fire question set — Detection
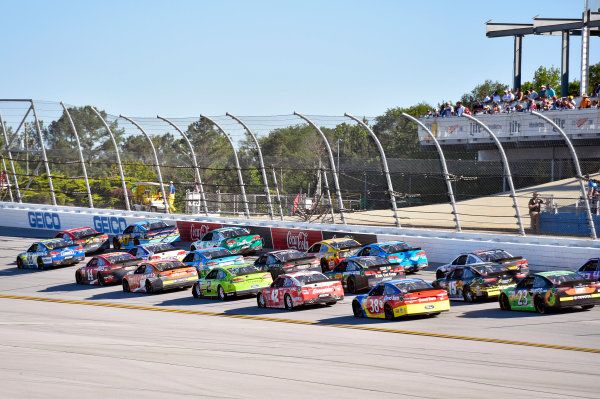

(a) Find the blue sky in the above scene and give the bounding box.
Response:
[1,0,598,117]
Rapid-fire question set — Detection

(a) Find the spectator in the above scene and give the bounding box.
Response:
[455,101,466,116]
[441,102,454,117]
[472,100,484,114]
[528,192,545,233]
[585,175,598,199]
[515,104,524,112]
[592,83,600,97]
[168,181,176,199]
[502,90,511,102]
[546,84,556,98]
[526,99,536,111]
[483,93,491,103]
[579,93,591,109]
[529,87,538,100]
[568,95,576,107]
[514,88,524,101]
[593,100,599,109]
[425,109,434,118]
[562,97,574,109]
[484,105,492,114]
[493,102,502,113]
[492,91,501,103]
[538,85,547,99]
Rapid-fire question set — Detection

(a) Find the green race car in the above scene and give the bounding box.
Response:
[192,263,273,300]
[499,271,600,314]
[191,227,263,255]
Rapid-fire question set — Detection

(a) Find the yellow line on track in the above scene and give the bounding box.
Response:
[1,294,599,354]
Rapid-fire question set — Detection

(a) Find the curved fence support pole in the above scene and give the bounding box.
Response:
[226,112,274,220]
[91,107,130,211]
[271,165,284,220]
[461,114,525,236]
[31,101,56,205]
[294,112,346,225]
[401,113,461,232]
[200,115,250,219]
[0,110,21,202]
[344,113,400,227]
[1,156,14,201]
[120,115,170,214]
[157,115,208,216]
[60,102,93,208]
[531,111,597,239]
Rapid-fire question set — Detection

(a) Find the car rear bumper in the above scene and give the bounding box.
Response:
[396,300,450,316]
[558,294,600,308]
[303,294,343,305]
[52,255,84,266]
[154,276,197,291]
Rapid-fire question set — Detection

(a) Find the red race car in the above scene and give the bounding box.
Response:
[76,252,142,286]
[257,271,344,310]
[55,227,110,255]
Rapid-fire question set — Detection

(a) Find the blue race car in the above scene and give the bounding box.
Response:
[182,247,244,277]
[127,243,186,261]
[16,239,85,270]
[113,220,180,250]
[354,241,428,273]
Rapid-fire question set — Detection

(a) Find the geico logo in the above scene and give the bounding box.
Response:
[93,216,127,235]
[28,212,61,230]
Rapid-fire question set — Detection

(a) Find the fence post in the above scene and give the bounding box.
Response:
[271,165,285,220]
[31,101,57,206]
[461,114,525,236]
[0,110,21,202]
[321,167,336,223]
[1,156,14,201]
[344,113,400,227]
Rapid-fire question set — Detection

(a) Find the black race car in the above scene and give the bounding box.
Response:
[254,249,320,279]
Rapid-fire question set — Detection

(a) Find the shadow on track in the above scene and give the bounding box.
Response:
[39,282,97,292]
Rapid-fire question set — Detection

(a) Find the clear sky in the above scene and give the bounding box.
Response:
[1,0,599,117]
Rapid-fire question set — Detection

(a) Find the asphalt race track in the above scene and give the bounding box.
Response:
[1,234,599,398]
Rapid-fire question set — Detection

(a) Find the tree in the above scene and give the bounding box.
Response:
[459,80,509,108]
[522,65,560,95]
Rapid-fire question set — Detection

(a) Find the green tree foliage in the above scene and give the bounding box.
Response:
[459,80,509,108]
[522,65,560,95]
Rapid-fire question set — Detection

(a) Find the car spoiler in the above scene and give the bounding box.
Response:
[113,259,143,267]
[280,255,318,264]
[392,247,422,253]
[495,256,523,264]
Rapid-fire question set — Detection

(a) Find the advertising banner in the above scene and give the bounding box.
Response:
[271,227,323,251]
[176,221,223,242]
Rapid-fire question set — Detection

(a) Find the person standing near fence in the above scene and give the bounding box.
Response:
[528,192,544,233]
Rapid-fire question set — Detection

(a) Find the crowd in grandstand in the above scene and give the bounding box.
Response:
[426,83,600,117]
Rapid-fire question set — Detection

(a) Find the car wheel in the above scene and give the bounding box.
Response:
[384,304,395,321]
[499,294,511,310]
[134,238,140,246]
[582,305,595,310]
[97,273,105,286]
[436,270,445,280]
[145,280,154,294]
[217,285,226,301]
[113,238,121,250]
[463,285,475,303]
[352,301,363,318]
[192,283,202,298]
[347,278,357,294]
[284,294,294,310]
[37,258,44,270]
[122,280,130,292]
[75,271,83,284]
[17,257,24,269]
[257,293,266,308]
[320,260,328,274]
[190,245,196,251]
[534,296,547,314]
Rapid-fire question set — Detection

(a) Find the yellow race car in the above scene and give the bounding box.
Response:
[305,238,362,273]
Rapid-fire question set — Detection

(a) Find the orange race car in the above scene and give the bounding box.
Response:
[122,259,198,294]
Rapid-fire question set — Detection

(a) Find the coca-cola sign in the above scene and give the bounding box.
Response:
[176,221,222,242]
[271,227,322,251]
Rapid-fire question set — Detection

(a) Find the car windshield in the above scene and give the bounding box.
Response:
[69,228,97,239]
[476,249,511,262]
[228,265,261,276]
[273,250,305,261]
[146,221,169,231]
[354,256,391,268]
[145,243,174,253]
[473,264,507,275]
[545,273,589,285]
[379,243,412,253]
[44,239,72,250]
[220,228,250,239]
[393,280,432,293]
[202,248,233,259]
[106,253,136,263]
[330,239,360,250]
[153,260,185,271]
[293,273,330,285]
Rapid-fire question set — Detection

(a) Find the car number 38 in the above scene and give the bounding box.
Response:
[368,298,383,313]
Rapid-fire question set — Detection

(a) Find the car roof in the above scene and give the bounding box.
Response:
[97,252,131,260]
[145,259,184,265]
[319,238,358,244]
[40,238,66,244]
[371,241,408,246]
[212,227,246,232]
[219,262,255,270]
[194,247,232,254]
[63,227,95,233]
[537,270,577,277]
[133,220,164,227]
[284,271,322,278]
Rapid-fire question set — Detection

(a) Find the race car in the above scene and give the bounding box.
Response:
[433,263,517,302]
[355,241,427,273]
[324,256,405,293]
[17,239,85,270]
[499,271,600,313]
[75,252,142,285]
[435,249,529,280]
[576,258,600,281]
[182,248,244,278]
[191,227,263,255]
[254,249,320,279]
[54,227,110,254]
[113,220,179,250]
[128,243,186,261]
[257,271,344,310]
[305,238,362,273]
[122,259,198,293]
[352,279,450,320]
[192,263,272,300]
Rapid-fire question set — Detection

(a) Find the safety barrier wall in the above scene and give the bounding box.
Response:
[1,201,599,270]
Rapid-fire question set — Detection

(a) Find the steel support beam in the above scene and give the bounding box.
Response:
[581,8,591,95]
[462,114,525,236]
[0,110,21,202]
[562,31,570,97]
[513,35,522,91]
[1,155,14,201]
[271,165,284,220]
[31,101,56,206]
[531,111,597,239]
[344,113,400,228]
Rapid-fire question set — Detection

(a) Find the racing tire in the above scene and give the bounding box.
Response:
[192,284,202,298]
[534,296,547,314]
[97,273,105,286]
[217,285,226,301]
[499,294,511,311]
[347,278,357,294]
[17,257,24,269]
[75,271,83,284]
[257,293,266,308]
[320,260,328,274]
[122,280,130,292]
[581,305,595,310]
[284,294,294,311]
[384,304,395,321]
[37,258,44,270]
[463,285,475,303]
[190,245,196,251]
[145,280,154,294]
[436,270,445,280]
[113,238,121,250]
[352,301,363,318]
[134,238,140,246]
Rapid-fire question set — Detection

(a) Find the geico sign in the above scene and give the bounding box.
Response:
[28,212,61,230]
[93,216,128,235]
